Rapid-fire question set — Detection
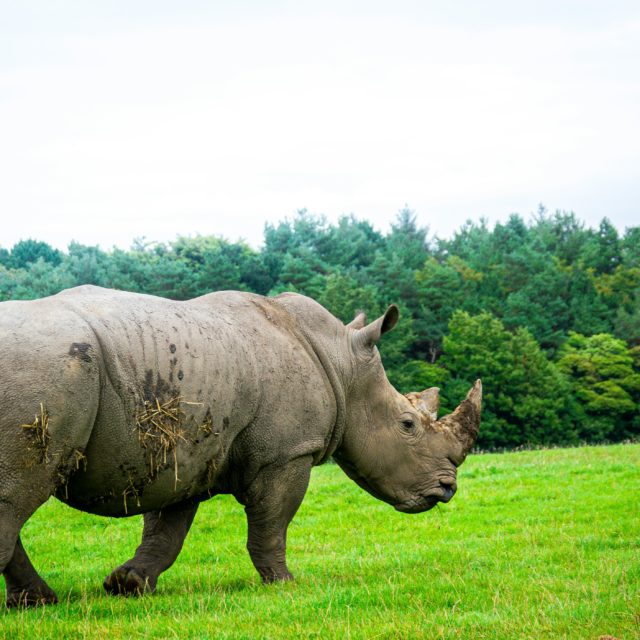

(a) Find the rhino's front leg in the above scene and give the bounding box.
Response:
[243,456,312,583]
[103,500,199,596]
[3,537,58,608]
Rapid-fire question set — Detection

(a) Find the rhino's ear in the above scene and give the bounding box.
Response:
[353,305,399,350]
[347,311,367,330]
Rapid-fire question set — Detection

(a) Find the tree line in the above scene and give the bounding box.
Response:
[1,207,639,449]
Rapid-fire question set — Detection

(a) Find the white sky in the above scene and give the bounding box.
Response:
[1,1,639,251]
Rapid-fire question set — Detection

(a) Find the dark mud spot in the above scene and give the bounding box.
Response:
[69,342,93,363]
[143,370,176,403]
[143,370,154,402]
[168,356,178,383]
[55,449,87,499]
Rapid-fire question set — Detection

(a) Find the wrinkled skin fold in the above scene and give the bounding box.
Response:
[0,286,481,607]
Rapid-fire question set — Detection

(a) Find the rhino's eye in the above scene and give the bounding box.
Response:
[401,419,415,431]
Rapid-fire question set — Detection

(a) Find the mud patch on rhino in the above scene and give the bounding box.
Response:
[143,370,176,404]
[68,342,93,363]
[55,449,88,499]
[21,403,51,465]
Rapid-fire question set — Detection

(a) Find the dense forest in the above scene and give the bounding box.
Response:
[1,207,639,450]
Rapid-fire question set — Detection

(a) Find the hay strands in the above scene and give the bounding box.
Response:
[73,448,87,471]
[122,474,141,515]
[21,403,51,464]
[136,396,192,489]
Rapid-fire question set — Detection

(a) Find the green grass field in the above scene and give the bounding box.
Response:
[1,444,638,639]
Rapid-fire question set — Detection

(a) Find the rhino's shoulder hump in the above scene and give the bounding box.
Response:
[192,291,300,327]
[190,290,256,305]
[273,292,344,328]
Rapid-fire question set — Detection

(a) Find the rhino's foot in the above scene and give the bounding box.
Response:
[5,586,58,609]
[257,567,294,584]
[103,565,155,596]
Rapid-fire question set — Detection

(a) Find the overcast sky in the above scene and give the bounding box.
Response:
[1,1,639,251]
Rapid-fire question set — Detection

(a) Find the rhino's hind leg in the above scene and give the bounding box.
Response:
[103,500,199,596]
[3,537,58,608]
[1,482,58,609]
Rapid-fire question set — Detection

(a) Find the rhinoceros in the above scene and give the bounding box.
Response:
[0,285,481,607]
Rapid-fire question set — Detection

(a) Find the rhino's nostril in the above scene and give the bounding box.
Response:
[439,479,457,500]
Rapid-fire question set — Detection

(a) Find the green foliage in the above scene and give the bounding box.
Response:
[441,311,575,449]
[501,250,571,351]
[413,257,475,362]
[385,206,432,270]
[65,242,112,287]
[6,238,63,269]
[1,208,639,448]
[580,218,622,275]
[557,332,640,440]
[387,359,449,394]
[614,288,640,345]
[315,215,384,269]
[316,271,378,323]
[172,235,271,295]
[0,259,74,300]
[276,248,327,299]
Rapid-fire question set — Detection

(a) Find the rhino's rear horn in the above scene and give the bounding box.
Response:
[346,311,367,330]
[438,379,482,453]
[405,387,440,422]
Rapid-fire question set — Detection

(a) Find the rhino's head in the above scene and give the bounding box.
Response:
[334,305,481,514]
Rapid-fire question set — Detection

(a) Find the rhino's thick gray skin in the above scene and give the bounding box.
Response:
[0,286,481,607]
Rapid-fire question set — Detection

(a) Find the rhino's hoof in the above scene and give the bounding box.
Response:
[103,565,153,596]
[259,568,294,584]
[6,588,58,609]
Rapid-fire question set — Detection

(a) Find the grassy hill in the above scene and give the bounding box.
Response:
[2,444,638,639]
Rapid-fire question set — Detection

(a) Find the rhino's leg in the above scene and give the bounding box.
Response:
[103,500,199,596]
[1,476,59,608]
[3,537,58,608]
[243,456,312,583]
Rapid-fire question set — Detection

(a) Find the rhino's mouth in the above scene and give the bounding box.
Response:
[393,495,440,514]
[334,454,449,513]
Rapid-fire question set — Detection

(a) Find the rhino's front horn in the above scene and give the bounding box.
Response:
[437,379,482,453]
